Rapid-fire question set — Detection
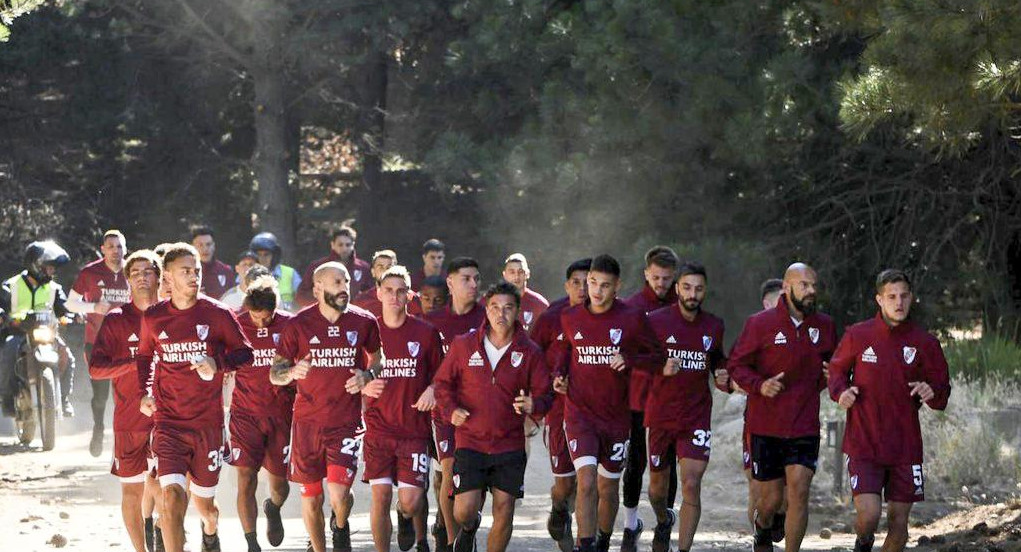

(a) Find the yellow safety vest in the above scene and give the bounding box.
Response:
[277,265,296,305]
[5,273,56,321]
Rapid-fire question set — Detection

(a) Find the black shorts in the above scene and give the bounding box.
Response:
[452,449,526,498]
[750,434,820,481]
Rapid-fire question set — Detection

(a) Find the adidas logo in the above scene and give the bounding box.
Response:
[309,335,321,345]
[468,351,484,367]
[128,333,139,342]
[773,331,787,345]
[97,280,106,287]
[556,333,564,341]
[666,335,677,344]
[861,346,878,363]
[158,331,169,340]
[573,331,583,340]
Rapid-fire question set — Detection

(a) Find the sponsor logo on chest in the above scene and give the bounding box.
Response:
[861,346,878,363]
[159,340,209,364]
[307,343,359,368]
[468,351,485,367]
[774,331,787,345]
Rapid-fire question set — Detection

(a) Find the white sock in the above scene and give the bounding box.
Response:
[624,507,639,530]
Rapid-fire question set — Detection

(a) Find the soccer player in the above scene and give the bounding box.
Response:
[354,250,424,318]
[645,262,728,552]
[828,269,950,552]
[411,239,446,292]
[191,226,235,299]
[297,225,373,305]
[501,253,549,331]
[434,281,552,552]
[424,257,484,552]
[620,245,680,550]
[269,261,382,552]
[530,258,591,552]
[136,243,254,552]
[552,254,666,552]
[761,279,783,311]
[219,253,264,311]
[729,263,837,552]
[88,250,161,552]
[229,277,294,552]
[418,275,449,314]
[364,265,444,552]
[68,229,132,454]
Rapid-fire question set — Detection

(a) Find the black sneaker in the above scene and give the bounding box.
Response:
[153,525,165,552]
[432,516,448,551]
[620,519,643,552]
[453,512,480,552]
[853,535,875,552]
[144,517,155,552]
[548,507,570,541]
[652,509,676,552]
[770,512,786,543]
[264,498,285,546]
[595,530,611,552]
[89,426,103,457]
[550,509,573,552]
[416,539,431,552]
[397,511,416,551]
[753,523,773,552]
[330,512,351,552]
[200,526,221,552]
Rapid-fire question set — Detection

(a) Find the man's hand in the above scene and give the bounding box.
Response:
[838,386,859,410]
[289,354,311,381]
[908,381,934,403]
[346,369,373,394]
[553,375,569,395]
[451,408,470,426]
[361,378,386,398]
[730,378,747,395]
[760,372,785,398]
[190,355,217,381]
[139,396,156,417]
[609,353,626,372]
[94,301,113,315]
[513,390,533,415]
[412,386,436,411]
[662,358,680,377]
[714,368,731,389]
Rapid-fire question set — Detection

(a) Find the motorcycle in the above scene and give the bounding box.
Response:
[6,310,63,450]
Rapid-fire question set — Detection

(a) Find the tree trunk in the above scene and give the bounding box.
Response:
[251,31,297,263]
[355,48,388,235]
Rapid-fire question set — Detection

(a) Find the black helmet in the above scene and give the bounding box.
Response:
[24,240,70,284]
[248,232,281,268]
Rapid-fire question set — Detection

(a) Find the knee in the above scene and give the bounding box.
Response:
[398,495,419,516]
[681,477,701,499]
[597,481,620,503]
[648,481,668,505]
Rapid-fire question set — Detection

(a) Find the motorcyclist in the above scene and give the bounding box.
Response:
[0,241,76,417]
[248,232,301,312]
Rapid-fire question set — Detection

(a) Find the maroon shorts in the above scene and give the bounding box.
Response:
[647,427,711,471]
[433,420,456,462]
[847,458,925,503]
[228,411,292,478]
[288,420,360,487]
[543,416,574,477]
[112,430,153,482]
[152,424,224,489]
[363,433,431,488]
[564,416,630,477]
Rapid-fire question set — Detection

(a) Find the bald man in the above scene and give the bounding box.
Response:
[270,262,382,552]
[728,264,838,552]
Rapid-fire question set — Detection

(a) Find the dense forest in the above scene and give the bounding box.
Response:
[2,0,1020,338]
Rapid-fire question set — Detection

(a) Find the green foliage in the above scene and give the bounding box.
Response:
[0,0,45,43]
[943,336,1021,384]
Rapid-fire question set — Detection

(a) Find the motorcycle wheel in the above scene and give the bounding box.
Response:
[38,367,57,451]
[14,387,35,445]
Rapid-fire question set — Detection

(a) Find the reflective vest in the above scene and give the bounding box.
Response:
[5,273,56,321]
[277,264,296,306]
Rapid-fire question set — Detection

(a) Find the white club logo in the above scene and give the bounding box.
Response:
[439,440,449,453]
[609,328,622,345]
[552,457,558,468]
[702,335,713,351]
[850,475,859,489]
[346,331,358,347]
[272,333,280,345]
[569,439,577,452]
[903,346,917,365]
[510,351,523,368]
[523,311,533,324]
[232,447,241,461]
[453,474,460,488]
[809,327,820,344]
[196,324,209,341]
[651,455,660,467]
[408,341,421,357]
[217,274,226,287]
[353,270,363,282]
